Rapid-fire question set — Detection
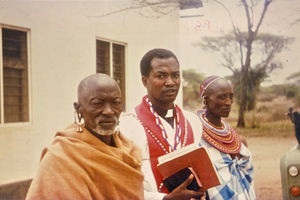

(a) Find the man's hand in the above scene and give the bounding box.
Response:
[162,174,205,200]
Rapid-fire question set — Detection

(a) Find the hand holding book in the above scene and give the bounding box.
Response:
[162,174,205,200]
[157,143,221,198]
[162,167,201,192]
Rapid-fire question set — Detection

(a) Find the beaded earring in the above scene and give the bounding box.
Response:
[74,111,84,133]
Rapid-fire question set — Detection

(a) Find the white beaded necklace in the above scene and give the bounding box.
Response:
[146,97,188,152]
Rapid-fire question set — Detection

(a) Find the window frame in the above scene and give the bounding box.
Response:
[0,24,32,126]
[96,37,127,110]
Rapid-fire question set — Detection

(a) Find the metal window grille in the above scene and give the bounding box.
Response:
[96,39,126,109]
[1,28,29,123]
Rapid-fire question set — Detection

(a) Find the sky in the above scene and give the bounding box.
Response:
[179,0,300,86]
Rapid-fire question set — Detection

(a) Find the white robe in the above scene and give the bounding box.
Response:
[119,110,203,200]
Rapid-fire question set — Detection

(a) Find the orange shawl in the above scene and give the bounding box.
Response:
[26,124,144,200]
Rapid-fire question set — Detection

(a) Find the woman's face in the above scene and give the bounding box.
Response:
[205,79,233,118]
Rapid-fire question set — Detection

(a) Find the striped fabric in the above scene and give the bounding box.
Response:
[199,139,256,200]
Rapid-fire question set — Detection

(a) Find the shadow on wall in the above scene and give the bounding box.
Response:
[0,179,32,200]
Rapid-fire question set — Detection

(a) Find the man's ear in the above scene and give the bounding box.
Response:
[74,102,80,113]
[203,97,208,105]
[142,75,148,88]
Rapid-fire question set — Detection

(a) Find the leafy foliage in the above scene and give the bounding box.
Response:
[260,83,300,107]
[182,69,204,110]
[196,26,293,127]
[198,32,292,113]
[195,0,276,127]
[198,33,292,75]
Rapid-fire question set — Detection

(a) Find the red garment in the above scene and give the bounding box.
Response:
[135,96,194,193]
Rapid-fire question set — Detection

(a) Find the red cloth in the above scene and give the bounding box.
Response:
[135,96,194,193]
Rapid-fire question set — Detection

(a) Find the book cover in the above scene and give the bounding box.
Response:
[162,167,202,192]
[157,143,221,191]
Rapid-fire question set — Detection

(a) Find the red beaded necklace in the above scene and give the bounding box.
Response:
[197,110,241,154]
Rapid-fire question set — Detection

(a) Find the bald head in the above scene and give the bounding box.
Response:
[74,73,122,136]
[77,73,121,104]
[202,77,233,119]
[203,78,232,98]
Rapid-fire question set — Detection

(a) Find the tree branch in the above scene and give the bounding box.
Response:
[223,64,238,73]
[241,0,253,32]
[212,0,240,36]
[249,0,255,25]
[237,34,244,67]
[88,0,179,18]
[254,0,272,36]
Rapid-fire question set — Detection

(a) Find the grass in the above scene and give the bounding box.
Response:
[224,96,297,137]
[231,120,295,137]
[184,95,297,138]
[228,96,296,137]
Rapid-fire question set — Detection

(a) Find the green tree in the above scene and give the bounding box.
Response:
[182,69,204,110]
[196,0,293,127]
[229,67,267,111]
[200,33,291,113]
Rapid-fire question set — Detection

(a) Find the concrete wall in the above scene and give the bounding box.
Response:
[0,179,32,200]
[0,1,181,184]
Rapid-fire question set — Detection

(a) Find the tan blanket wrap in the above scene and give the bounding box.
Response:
[26,124,144,200]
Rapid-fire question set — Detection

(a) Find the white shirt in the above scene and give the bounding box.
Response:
[119,109,203,200]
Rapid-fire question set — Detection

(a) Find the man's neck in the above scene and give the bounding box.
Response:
[152,104,174,128]
[152,105,169,117]
[147,96,174,110]
[85,127,116,147]
[98,134,115,147]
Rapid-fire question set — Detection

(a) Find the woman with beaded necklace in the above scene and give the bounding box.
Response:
[197,76,256,200]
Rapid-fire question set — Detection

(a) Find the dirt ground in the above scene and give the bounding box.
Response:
[247,136,298,200]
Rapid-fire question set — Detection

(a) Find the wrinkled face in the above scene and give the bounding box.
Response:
[205,79,233,118]
[142,57,180,109]
[76,80,122,135]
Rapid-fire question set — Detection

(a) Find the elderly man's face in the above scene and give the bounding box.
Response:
[142,57,180,109]
[77,79,122,135]
[205,79,233,118]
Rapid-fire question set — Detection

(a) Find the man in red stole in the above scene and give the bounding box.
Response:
[120,48,204,200]
[26,74,144,200]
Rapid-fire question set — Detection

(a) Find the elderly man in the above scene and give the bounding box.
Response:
[120,48,204,200]
[26,73,144,200]
[197,76,255,200]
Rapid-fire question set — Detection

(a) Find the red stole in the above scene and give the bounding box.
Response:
[135,96,194,193]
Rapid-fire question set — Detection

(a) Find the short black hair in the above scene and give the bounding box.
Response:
[140,48,179,77]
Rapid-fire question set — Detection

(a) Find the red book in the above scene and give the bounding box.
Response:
[157,143,221,191]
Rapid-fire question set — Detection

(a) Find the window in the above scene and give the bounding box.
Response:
[0,27,30,124]
[96,39,126,109]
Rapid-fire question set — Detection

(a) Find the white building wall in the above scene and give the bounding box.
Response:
[0,1,182,184]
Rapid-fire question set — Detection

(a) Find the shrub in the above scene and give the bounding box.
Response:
[257,93,275,102]
[286,89,296,98]
[245,111,262,128]
[247,96,293,123]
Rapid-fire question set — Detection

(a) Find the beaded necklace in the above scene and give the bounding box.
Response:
[146,97,187,152]
[198,110,241,154]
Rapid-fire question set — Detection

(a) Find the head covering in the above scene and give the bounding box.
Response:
[199,75,223,99]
